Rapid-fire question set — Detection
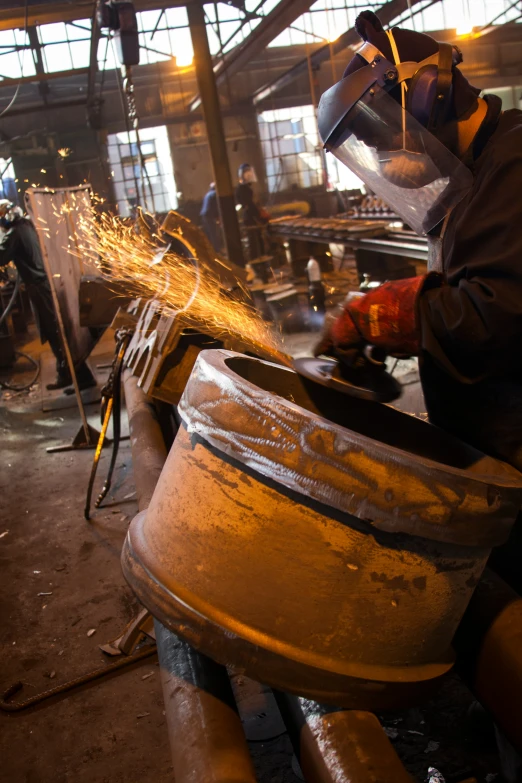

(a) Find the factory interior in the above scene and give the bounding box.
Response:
[1,0,522,781]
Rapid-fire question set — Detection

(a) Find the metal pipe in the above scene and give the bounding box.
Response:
[155,620,258,783]
[273,692,413,783]
[186,1,245,268]
[454,568,522,755]
[122,368,258,781]
[123,368,168,512]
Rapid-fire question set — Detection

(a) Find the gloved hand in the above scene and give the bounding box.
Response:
[313,292,364,357]
[313,274,442,358]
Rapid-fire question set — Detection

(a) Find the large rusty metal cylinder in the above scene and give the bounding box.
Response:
[122,350,522,709]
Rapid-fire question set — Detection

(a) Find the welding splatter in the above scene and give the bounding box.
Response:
[36,196,290,366]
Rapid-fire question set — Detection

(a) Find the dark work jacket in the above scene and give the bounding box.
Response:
[235,182,262,226]
[0,217,48,286]
[419,97,522,470]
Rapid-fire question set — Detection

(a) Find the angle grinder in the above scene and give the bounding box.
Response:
[293,345,402,403]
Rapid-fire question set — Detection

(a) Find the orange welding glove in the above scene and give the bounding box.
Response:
[313,274,442,358]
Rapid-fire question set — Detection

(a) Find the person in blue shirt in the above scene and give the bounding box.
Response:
[199,183,222,253]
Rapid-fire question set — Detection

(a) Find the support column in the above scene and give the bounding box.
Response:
[187,1,245,267]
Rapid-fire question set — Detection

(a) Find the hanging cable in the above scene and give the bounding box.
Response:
[0,0,30,120]
[0,272,20,328]
[110,35,144,211]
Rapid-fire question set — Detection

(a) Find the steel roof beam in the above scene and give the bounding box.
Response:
[188,0,317,112]
[0,0,187,31]
[253,0,430,105]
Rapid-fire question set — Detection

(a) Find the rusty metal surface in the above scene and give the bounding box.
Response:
[454,569,522,755]
[274,693,414,783]
[177,350,522,548]
[268,216,392,242]
[123,506,453,709]
[123,302,248,405]
[79,276,132,328]
[122,425,489,706]
[122,348,522,707]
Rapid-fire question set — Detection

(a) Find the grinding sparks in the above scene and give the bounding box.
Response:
[57,148,72,159]
[70,207,290,366]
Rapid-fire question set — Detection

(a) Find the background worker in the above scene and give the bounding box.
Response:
[314,11,522,590]
[199,182,222,253]
[0,200,96,391]
[235,163,269,261]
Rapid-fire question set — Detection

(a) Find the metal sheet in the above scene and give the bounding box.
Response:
[177,350,522,547]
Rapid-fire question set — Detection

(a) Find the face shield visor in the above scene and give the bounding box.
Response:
[318,55,473,235]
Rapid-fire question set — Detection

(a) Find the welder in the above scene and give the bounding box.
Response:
[0,201,95,391]
[235,163,269,261]
[315,11,522,589]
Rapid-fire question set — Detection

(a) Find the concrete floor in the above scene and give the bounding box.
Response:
[0,329,506,783]
[0,335,173,782]
[0,332,300,783]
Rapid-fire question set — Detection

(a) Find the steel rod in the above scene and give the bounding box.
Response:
[155,620,258,783]
[454,568,522,755]
[274,692,413,783]
[122,369,258,781]
[122,368,168,513]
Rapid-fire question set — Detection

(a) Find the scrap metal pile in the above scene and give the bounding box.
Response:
[268,215,392,242]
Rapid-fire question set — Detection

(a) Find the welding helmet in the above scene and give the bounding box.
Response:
[317,15,474,235]
[238,163,257,184]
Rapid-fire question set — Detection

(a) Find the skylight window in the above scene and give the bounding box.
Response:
[0,28,35,80]
[37,20,91,74]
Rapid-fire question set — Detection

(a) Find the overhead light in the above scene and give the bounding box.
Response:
[175,46,193,68]
[456,18,473,35]
[456,0,473,35]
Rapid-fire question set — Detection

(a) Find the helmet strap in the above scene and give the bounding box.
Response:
[386,30,408,148]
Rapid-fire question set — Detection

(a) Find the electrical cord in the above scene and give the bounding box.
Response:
[0,272,19,328]
[0,0,29,120]
[0,350,39,391]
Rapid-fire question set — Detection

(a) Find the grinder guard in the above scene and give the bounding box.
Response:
[318,75,473,235]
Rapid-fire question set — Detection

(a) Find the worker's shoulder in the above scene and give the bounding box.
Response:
[15,216,35,230]
[488,109,522,165]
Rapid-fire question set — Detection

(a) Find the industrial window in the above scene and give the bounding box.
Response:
[1,0,521,80]
[38,20,92,72]
[204,1,264,55]
[108,126,177,218]
[325,154,364,193]
[258,106,324,193]
[0,28,35,81]
[97,2,277,71]
[390,0,522,35]
[268,0,522,48]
